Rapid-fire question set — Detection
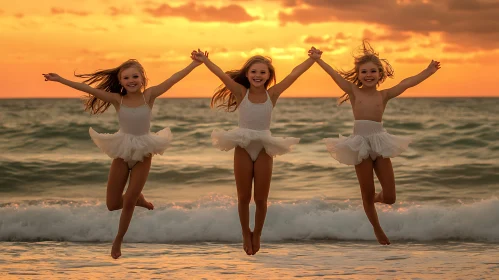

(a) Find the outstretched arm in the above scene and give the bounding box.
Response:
[193,49,246,104]
[268,47,320,103]
[385,60,441,101]
[148,57,203,100]
[42,73,119,104]
[316,58,355,97]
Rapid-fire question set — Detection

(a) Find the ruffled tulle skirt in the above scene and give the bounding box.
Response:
[89,127,173,163]
[211,127,299,160]
[324,120,411,165]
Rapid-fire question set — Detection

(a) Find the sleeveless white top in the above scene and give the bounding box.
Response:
[238,89,273,131]
[118,94,151,136]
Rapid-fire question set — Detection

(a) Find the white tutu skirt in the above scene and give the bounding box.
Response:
[211,127,300,159]
[324,120,411,165]
[89,127,173,163]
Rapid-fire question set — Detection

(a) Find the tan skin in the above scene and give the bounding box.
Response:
[193,47,321,255]
[316,51,441,245]
[42,57,202,258]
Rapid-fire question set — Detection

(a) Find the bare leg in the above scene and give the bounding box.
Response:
[111,156,152,259]
[106,158,129,211]
[234,147,254,255]
[355,158,390,245]
[373,157,396,205]
[252,149,273,255]
[106,158,154,211]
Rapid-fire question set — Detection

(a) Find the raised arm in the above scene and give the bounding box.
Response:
[268,47,320,103]
[316,58,355,97]
[193,49,246,103]
[384,60,441,101]
[148,58,203,100]
[42,73,119,104]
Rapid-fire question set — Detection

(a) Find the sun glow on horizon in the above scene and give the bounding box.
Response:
[1,0,498,98]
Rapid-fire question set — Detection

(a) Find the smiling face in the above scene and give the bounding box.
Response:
[358,61,381,88]
[246,62,270,88]
[119,66,144,94]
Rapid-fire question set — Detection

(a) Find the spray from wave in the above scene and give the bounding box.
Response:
[1,196,498,243]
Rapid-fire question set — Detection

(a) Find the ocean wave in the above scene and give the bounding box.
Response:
[1,197,498,243]
[0,158,235,190]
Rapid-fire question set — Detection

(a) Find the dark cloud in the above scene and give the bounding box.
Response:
[144,2,258,23]
[278,0,499,50]
[51,8,90,16]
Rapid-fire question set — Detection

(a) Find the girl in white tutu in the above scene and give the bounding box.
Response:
[43,56,202,258]
[315,41,441,245]
[192,47,321,255]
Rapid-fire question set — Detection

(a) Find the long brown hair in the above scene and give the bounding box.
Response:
[211,55,276,112]
[75,59,148,114]
[338,40,394,105]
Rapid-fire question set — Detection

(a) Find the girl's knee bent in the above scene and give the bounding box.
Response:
[106,202,121,211]
[384,194,396,205]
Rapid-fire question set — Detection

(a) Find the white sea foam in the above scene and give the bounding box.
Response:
[1,197,498,243]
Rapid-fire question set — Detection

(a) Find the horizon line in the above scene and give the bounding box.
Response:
[2,96,499,99]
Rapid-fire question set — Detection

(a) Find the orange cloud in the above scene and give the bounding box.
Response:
[395,46,411,52]
[303,35,333,44]
[278,0,499,50]
[442,45,469,53]
[211,47,229,53]
[396,55,432,64]
[144,2,258,23]
[302,33,351,49]
[51,8,90,16]
[397,55,468,65]
[80,49,107,56]
[362,30,412,42]
[65,22,108,32]
[109,7,131,16]
[335,32,350,40]
[15,13,23,18]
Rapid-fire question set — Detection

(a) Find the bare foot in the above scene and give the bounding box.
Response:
[111,237,123,259]
[252,232,261,255]
[242,231,253,255]
[136,193,154,210]
[373,227,391,245]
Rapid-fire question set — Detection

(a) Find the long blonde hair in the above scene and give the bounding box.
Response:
[75,59,148,114]
[338,40,394,105]
[211,55,276,112]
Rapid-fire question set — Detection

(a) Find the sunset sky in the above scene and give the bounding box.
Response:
[1,0,498,98]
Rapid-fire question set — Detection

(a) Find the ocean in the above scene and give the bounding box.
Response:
[1,97,498,279]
